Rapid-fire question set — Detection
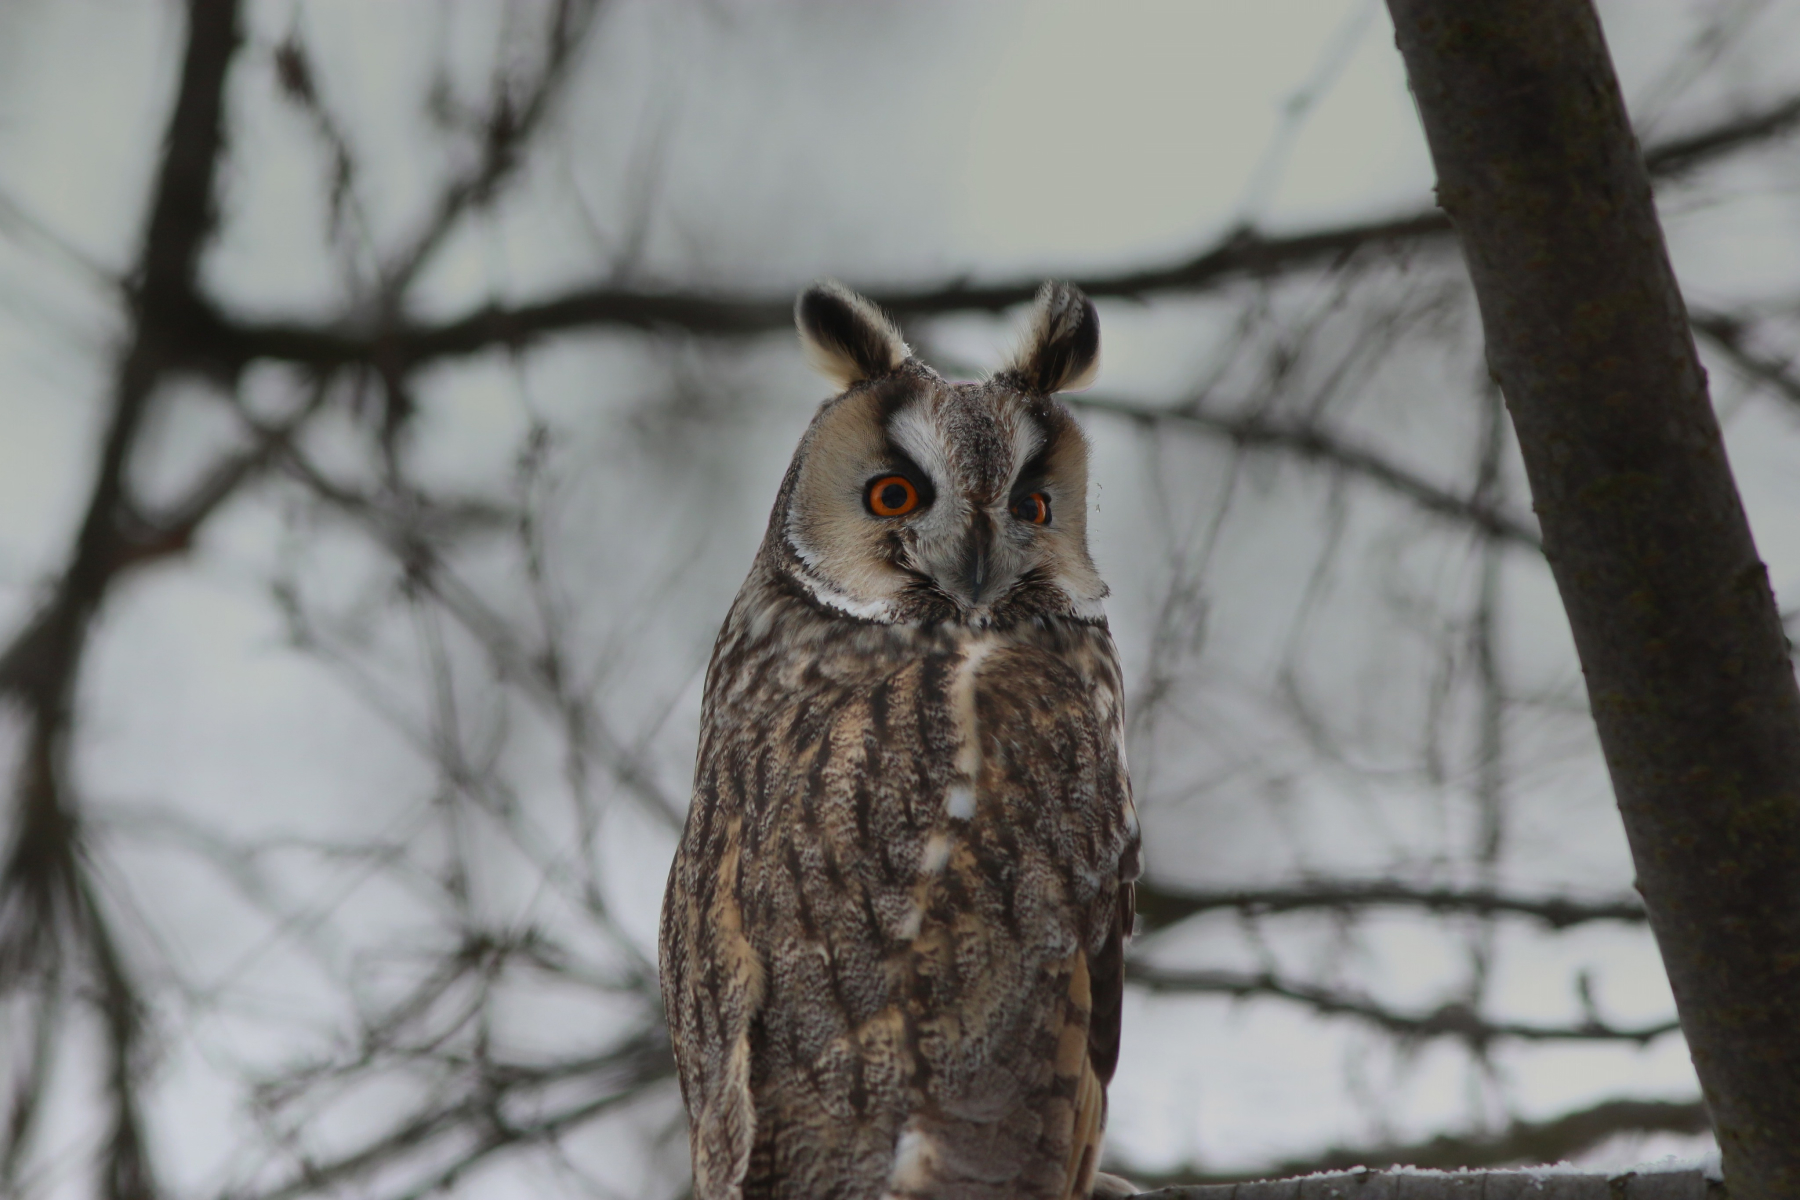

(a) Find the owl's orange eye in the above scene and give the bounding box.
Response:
[1012,491,1051,525]
[867,475,920,517]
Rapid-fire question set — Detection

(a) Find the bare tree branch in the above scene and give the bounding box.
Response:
[1128,965,1679,1046]
[1121,1095,1710,1185]
[1134,879,1647,933]
[1640,91,1800,179]
[1692,308,1800,409]
[380,0,604,297]
[1070,394,1543,550]
[230,1028,672,1200]
[1135,1166,1714,1199]
[0,4,245,1196]
[205,87,1800,371]
[108,391,328,574]
[269,441,685,827]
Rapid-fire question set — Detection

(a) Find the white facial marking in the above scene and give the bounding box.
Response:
[887,405,953,495]
[946,785,975,821]
[1006,415,1044,489]
[788,564,897,622]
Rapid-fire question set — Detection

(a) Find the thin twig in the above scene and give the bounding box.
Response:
[1693,308,1800,409]
[1071,394,1543,550]
[1128,965,1679,1046]
[205,89,1800,370]
[0,5,245,1197]
[230,1030,672,1200]
[1134,879,1647,932]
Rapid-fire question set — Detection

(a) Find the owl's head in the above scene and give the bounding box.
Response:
[767,279,1107,628]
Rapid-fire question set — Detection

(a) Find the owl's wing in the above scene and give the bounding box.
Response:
[1065,879,1133,1199]
[660,814,763,1200]
[1088,879,1133,1086]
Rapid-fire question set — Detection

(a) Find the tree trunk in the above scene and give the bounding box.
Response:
[1381,1,1800,1195]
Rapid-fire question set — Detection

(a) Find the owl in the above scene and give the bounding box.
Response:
[660,280,1141,1200]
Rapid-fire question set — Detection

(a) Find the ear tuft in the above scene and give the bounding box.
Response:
[1000,281,1100,394]
[795,281,911,390]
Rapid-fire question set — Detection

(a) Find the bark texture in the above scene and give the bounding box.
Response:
[1144,1170,1717,1199]
[1383,1,1800,1195]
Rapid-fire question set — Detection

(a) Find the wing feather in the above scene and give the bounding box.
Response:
[663,816,765,1200]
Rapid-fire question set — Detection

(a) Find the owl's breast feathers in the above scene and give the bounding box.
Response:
[662,577,1140,1200]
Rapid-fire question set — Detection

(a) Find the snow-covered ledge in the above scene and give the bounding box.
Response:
[1138,1163,1720,1198]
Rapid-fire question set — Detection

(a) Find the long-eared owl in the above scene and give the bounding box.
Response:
[660,281,1141,1200]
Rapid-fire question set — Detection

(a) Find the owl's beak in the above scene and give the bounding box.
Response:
[955,512,997,607]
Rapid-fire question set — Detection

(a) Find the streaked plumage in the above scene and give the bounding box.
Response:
[661,281,1140,1200]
